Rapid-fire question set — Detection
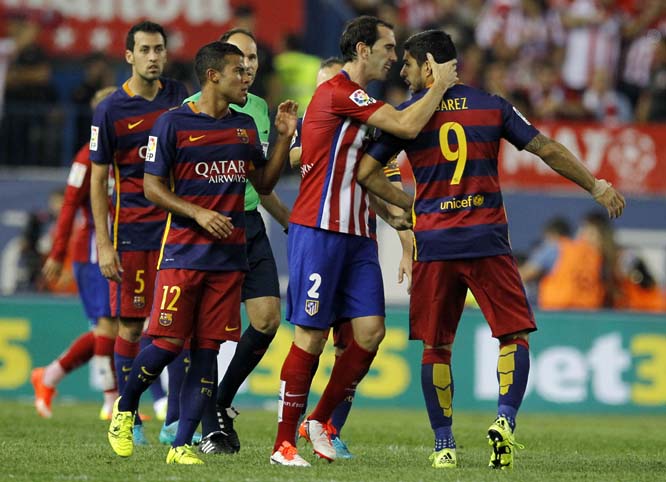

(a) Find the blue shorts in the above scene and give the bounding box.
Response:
[286,224,384,329]
[74,261,111,324]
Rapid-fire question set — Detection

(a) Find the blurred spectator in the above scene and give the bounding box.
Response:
[70,52,114,150]
[616,250,666,312]
[458,44,484,88]
[617,0,665,110]
[232,5,278,105]
[274,34,321,116]
[558,0,622,93]
[636,35,666,122]
[582,69,633,123]
[538,212,620,310]
[519,216,572,306]
[1,11,60,166]
[527,61,587,119]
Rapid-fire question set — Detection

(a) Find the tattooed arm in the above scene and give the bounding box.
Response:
[525,133,626,218]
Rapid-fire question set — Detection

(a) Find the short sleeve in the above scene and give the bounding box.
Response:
[144,114,176,178]
[89,102,115,165]
[330,82,385,123]
[290,118,302,150]
[499,97,540,150]
[366,130,405,166]
[382,156,402,183]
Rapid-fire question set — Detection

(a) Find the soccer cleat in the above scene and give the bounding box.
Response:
[429,448,457,468]
[133,424,148,446]
[199,431,237,455]
[159,421,202,446]
[107,397,134,457]
[216,406,241,452]
[487,416,524,470]
[331,436,353,459]
[298,418,337,461]
[270,441,311,467]
[166,445,204,465]
[31,367,56,418]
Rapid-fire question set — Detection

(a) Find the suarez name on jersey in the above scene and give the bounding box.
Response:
[290,71,385,238]
[144,102,266,272]
[367,84,539,261]
[89,78,188,251]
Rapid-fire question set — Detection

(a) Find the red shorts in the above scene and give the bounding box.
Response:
[146,269,244,343]
[410,255,536,346]
[109,250,160,319]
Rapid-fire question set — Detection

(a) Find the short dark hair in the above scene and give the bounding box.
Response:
[320,57,344,69]
[194,41,244,86]
[219,28,256,43]
[544,217,572,237]
[403,30,456,66]
[126,21,167,52]
[339,16,394,62]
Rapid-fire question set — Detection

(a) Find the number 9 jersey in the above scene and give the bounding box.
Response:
[366,84,539,262]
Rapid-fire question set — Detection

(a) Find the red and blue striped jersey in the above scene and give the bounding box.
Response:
[367,84,539,261]
[290,71,385,237]
[50,145,97,264]
[89,78,188,251]
[144,103,266,272]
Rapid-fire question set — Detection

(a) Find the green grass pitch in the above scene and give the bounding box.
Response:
[2,401,665,481]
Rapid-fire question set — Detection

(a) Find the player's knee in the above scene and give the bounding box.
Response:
[250,312,280,334]
[119,318,143,342]
[94,317,118,338]
[354,324,385,351]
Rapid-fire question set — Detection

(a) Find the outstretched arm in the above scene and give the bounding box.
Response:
[357,153,413,211]
[525,133,626,218]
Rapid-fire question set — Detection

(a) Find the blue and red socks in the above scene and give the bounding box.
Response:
[421,347,456,450]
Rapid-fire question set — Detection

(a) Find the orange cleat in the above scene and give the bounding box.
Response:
[31,367,56,418]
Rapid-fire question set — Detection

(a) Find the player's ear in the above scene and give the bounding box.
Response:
[125,49,134,65]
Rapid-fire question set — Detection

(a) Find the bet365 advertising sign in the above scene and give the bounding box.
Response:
[1,298,665,412]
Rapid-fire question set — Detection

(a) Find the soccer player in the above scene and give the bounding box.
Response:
[89,21,189,444]
[106,40,298,465]
[181,28,291,456]
[270,15,457,467]
[288,57,412,460]
[357,29,626,470]
[31,87,118,420]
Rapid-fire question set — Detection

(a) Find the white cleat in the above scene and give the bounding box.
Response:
[298,419,337,461]
[270,442,311,467]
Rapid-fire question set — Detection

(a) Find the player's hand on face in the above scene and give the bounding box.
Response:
[275,100,299,138]
[592,180,626,219]
[194,208,234,239]
[42,257,63,283]
[98,244,123,283]
[427,53,458,90]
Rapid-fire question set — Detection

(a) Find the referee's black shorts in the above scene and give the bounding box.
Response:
[242,209,280,301]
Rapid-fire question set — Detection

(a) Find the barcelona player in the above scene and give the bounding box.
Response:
[31,87,117,420]
[182,28,291,456]
[106,41,298,465]
[358,30,625,469]
[271,16,457,467]
[89,21,189,443]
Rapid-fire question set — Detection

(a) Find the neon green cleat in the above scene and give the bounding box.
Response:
[487,416,524,470]
[107,397,134,457]
[166,445,204,465]
[429,448,457,468]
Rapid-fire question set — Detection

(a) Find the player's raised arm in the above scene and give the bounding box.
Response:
[248,100,298,194]
[524,133,626,219]
[366,55,457,139]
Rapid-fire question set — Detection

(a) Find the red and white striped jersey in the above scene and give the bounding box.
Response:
[290,71,385,238]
